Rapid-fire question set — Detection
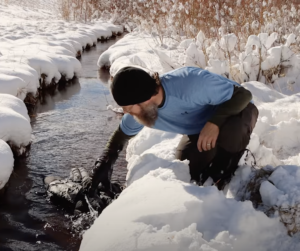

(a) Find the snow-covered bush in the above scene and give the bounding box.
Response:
[179,29,300,94]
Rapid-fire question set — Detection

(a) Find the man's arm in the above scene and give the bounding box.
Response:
[104,125,134,153]
[90,126,134,192]
[208,85,252,128]
[198,85,252,152]
[91,112,144,191]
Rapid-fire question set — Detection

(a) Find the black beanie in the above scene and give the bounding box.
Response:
[111,67,157,106]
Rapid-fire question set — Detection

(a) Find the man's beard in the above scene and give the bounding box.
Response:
[133,103,158,127]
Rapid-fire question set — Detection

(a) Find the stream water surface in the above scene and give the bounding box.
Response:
[0,35,127,251]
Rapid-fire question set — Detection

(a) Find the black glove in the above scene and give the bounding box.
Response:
[89,150,118,194]
[90,126,133,193]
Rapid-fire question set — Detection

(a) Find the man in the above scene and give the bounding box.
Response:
[90,66,258,192]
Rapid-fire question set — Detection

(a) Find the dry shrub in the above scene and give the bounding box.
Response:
[239,168,273,208]
[241,167,300,236]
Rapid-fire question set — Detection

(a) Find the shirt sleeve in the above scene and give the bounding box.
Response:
[192,69,235,106]
[120,114,144,136]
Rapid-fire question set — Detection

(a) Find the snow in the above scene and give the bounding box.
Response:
[220,33,237,52]
[261,46,282,70]
[0,3,124,98]
[0,62,39,94]
[81,124,300,250]
[0,74,28,100]
[0,94,32,147]
[98,32,180,75]
[262,166,300,206]
[184,42,206,68]
[0,139,14,190]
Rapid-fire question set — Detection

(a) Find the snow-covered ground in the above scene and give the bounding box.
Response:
[80,32,300,250]
[0,3,123,189]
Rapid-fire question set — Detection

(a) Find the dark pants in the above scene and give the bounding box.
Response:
[175,103,259,183]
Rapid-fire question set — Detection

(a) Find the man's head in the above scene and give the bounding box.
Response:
[111,67,160,127]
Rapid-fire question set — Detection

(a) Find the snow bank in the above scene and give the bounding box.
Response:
[82,168,296,251]
[81,80,300,250]
[81,127,299,251]
[0,62,39,94]
[0,139,14,190]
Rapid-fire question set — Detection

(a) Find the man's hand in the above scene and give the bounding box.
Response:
[90,150,118,194]
[44,166,123,215]
[197,122,219,152]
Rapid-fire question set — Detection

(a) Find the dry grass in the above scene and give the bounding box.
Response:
[277,204,300,236]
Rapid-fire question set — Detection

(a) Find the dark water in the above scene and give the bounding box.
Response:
[0,36,127,251]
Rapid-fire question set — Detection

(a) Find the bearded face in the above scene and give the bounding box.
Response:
[133,102,158,127]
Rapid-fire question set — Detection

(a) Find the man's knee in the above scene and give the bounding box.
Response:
[175,134,198,160]
[218,103,258,153]
[218,117,247,152]
[175,134,216,181]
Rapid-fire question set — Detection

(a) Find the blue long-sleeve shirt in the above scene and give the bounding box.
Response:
[120,67,240,136]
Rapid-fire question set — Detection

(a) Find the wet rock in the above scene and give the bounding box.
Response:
[70,168,82,183]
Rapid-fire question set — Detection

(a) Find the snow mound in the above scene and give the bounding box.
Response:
[243,82,300,165]
[0,74,28,100]
[0,139,14,190]
[0,61,39,94]
[0,94,31,147]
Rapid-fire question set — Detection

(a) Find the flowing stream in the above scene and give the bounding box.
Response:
[0,35,127,251]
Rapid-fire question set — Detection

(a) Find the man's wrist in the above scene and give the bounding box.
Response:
[207,117,224,128]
